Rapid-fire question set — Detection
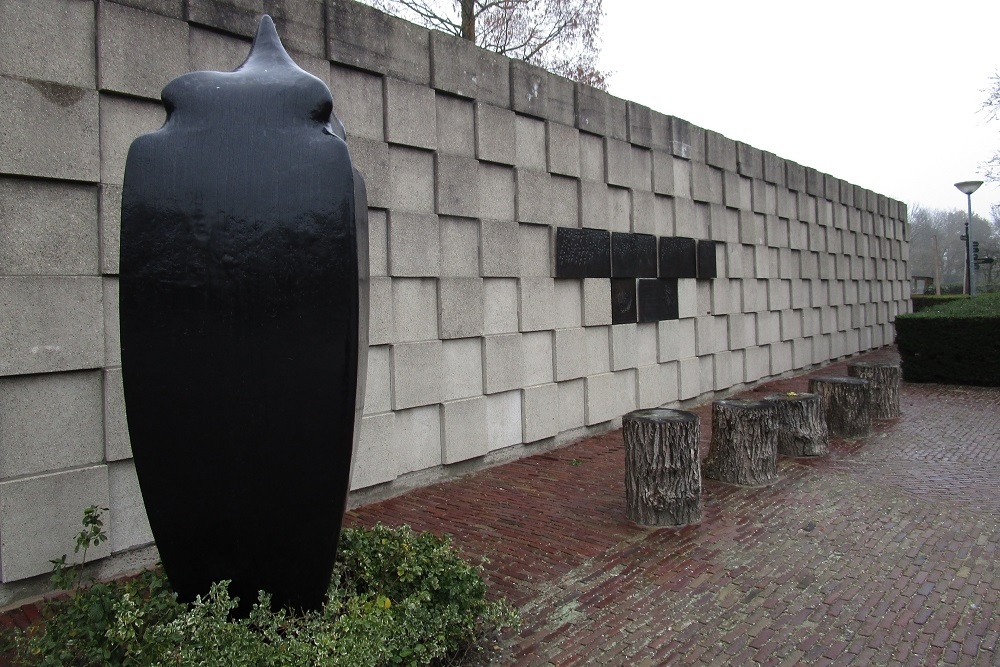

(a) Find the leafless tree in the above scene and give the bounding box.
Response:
[983,71,1000,181]
[365,0,609,89]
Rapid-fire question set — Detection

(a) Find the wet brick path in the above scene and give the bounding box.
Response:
[348,348,1000,666]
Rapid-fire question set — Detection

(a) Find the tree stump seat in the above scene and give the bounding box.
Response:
[808,376,872,438]
[764,392,829,457]
[848,362,902,420]
[623,409,702,527]
[702,399,779,487]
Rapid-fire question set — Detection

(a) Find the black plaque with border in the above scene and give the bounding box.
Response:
[555,227,611,278]
[611,232,657,278]
[659,236,697,278]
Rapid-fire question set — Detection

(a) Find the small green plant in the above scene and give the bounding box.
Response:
[4,514,517,667]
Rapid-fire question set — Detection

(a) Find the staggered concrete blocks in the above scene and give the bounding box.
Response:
[439,217,480,278]
[388,145,435,212]
[388,211,439,277]
[392,278,438,342]
[396,404,443,472]
[97,1,188,100]
[483,278,519,334]
[0,178,99,276]
[99,94,166,186]
[100,184,123,274]
[584,326,610,376]
[441,336,484,401]
[327,0,388,74]
[549,175,580,228]
[185,0,260,38]
[744,345,770,383]
[582,278,611,326]
[385,78,436,150]
[553,279,582,329]
[368,277,394,345]
[554,327,587,381]
[441,396,488,463]
[478,163,516,222]
[557,378,585,432]
[481,220,520,277]
[103,277,121,367]
[705,131,737,172]
[346,137,390,208]
[392,340,443,410]
[510,59,548,119]
[363,345,391,415]
[435,94,475,156]
[483,333,524,394]
[575,84,608,136]
[0,0,96,87]
[438,278,484,339]
[522,383,558,442]
[0,465,111,581]
[610,323,637,371]
[485,390,523,451]
[436,155,480,217]
[351,412,397,490]
[103,367,131,461]
[429,31,507,106]
[547,122,581,177]
[584,372,617,425]
[515,168,553,223]
[657,318,695,362]
[475,103,516,165]
[108,460,153,552]
[580,181,610,229]
[1,77,100,182]
[518,277,555,331]
[678,356,700,400]
[331,66,384,141]
[522,330,554,386]
[627,102,653,148]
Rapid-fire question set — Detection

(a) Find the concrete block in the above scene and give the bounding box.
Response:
[97,2,187,99]
[584,372,618,425]
[385,78,436,150]
[650,111,671,151]
[439,216,480,278]
[486,390,522,451]
[723,170,742,209]
[438,278,484,339]
[575,84,608,136]
[0,371,103,478]
[579,132,605,181]
[522,383,558,442]
[677,279,698,319]
[580,181,610,229]
[550,175,580,228]
[484,278,519,334]
[785,160,806,192]
[185,0,260,38]
[0,277,103,376]
[736,143,763,179]
[516,169,552,223]
[388,145,435,213]
[0,77,99,182]
[104,278,119,365]
[366,210,388,277]
[705,131,737,171]
[791,279,810,309]
[627,102,653,148]
[0,465,110,581]
[519,223,552,277]
[547,122,581,178]
[744,346,770,383]
[780,310,803,341]
[474,163,515,222]
[436,155,480,218]
[653,195,674,237]
[582,278,612,326]
[672,197,698,238]
[509,59,548,118]
[521,330,554,386]
[392,277,438,342]
[724,243,745,279]
[435,93,475,156]
[387,211,439,277]
[554,327,587,381]
[481,220,520,277]
[777,187,796,219]
[631,147,653,192]
[441,336,484,400]
[362,345,391,415]
[585,326,611,376]
[380,11,429,83]
[711,350,735,391]
[770,340,793,375]
[475,103,516,165]
[607,186,631,233]
[630,190,656,235]
[616,368,638,415]
[430,31,508,105]
[1,0,95,87]
[514,115,547,171]
[558,378,585,432]
[554,279,582,329]
[542,70,574,125]
[652,152,676,196]
[108,460,153,552]
[351,412,397,490]
[635,322,658,367]
[767,279,792,311]
[331,66,384,141]
[395,404,442,473]
[762,151,785,185]
[811,333,832,364]
[391,340,442,410]
[0,178,98,276]
[605,138,632,188]
[100,94,167,186]
[695,281,712,316]
[667,116,702,161]
[728,312,755,349]
[756,310,780,345]
[738,176,753,210]
[368,277,394,345]
[657,318,695,362]
[100,184,123,274]
[695,315,728,355]
[518,277,555,331]
[441,396,488,464]
[483,333,524,394]
[678,357,700,400]
[346,137,389,209]
[327,0,388,74]
[710,205,739,244]
[187,25,248,72]
[103,367,131,461]
[609,323,637,371]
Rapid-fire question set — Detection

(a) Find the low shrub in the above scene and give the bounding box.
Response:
[3,510,517,667]
[895,292,1000,386]
[910,294,969,313]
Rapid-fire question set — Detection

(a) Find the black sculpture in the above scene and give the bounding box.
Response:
[119,16,368,613]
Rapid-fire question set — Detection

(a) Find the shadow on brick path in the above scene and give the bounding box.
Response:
[348,346,1000,666]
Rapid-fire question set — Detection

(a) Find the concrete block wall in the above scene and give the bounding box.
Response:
[0,0,909,604]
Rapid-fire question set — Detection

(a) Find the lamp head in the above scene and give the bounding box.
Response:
[954,180,983,195]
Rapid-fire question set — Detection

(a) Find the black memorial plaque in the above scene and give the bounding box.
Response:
[119,16,367,614]
[611,278,638,324]
[637,278,679,322]
[611,232,657,278]
[697,239,719,279]
[555,227,611,278]
[658,236,697,278]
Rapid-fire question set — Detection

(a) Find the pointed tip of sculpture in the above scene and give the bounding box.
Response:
[242,14,298,71]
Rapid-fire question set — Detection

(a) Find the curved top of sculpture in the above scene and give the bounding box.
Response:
[160,15,346,139]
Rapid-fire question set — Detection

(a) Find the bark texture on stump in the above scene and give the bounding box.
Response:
[808,376,872,438]
[848,362,902,420]
[764,392,829,457]
[702,399,779,487]
[623,409,702,527]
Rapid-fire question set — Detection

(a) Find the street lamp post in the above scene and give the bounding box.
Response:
[954,180,983,296]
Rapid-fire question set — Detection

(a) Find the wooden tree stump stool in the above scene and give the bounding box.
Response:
[763,392,829,457]
[623,409,702,527]
[808,376,872,438]
[702,399,779,487]
[848,362,902,420]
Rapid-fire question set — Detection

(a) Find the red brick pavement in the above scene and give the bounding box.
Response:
[4,346,1000,666]
[348,347,1000,666]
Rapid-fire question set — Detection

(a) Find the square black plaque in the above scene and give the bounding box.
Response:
[555,227,612,278]
[697,239,718,279]
[637,278,679,322]
[611,278,638,324]
[611,232,657,277]
[658,236,697,278]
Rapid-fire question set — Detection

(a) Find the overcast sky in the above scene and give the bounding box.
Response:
[598,0,1000,219]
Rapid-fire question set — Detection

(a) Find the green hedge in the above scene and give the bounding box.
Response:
[895,293,1000,386]
[910,294,969,312]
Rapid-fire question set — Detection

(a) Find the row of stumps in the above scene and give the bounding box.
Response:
[623,361,902,527]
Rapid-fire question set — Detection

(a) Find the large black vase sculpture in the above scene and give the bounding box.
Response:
[119,16,368,613]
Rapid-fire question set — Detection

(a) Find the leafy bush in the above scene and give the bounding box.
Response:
[4,511,517,667]
[910,294,969,312]
[895,292,1000,385]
